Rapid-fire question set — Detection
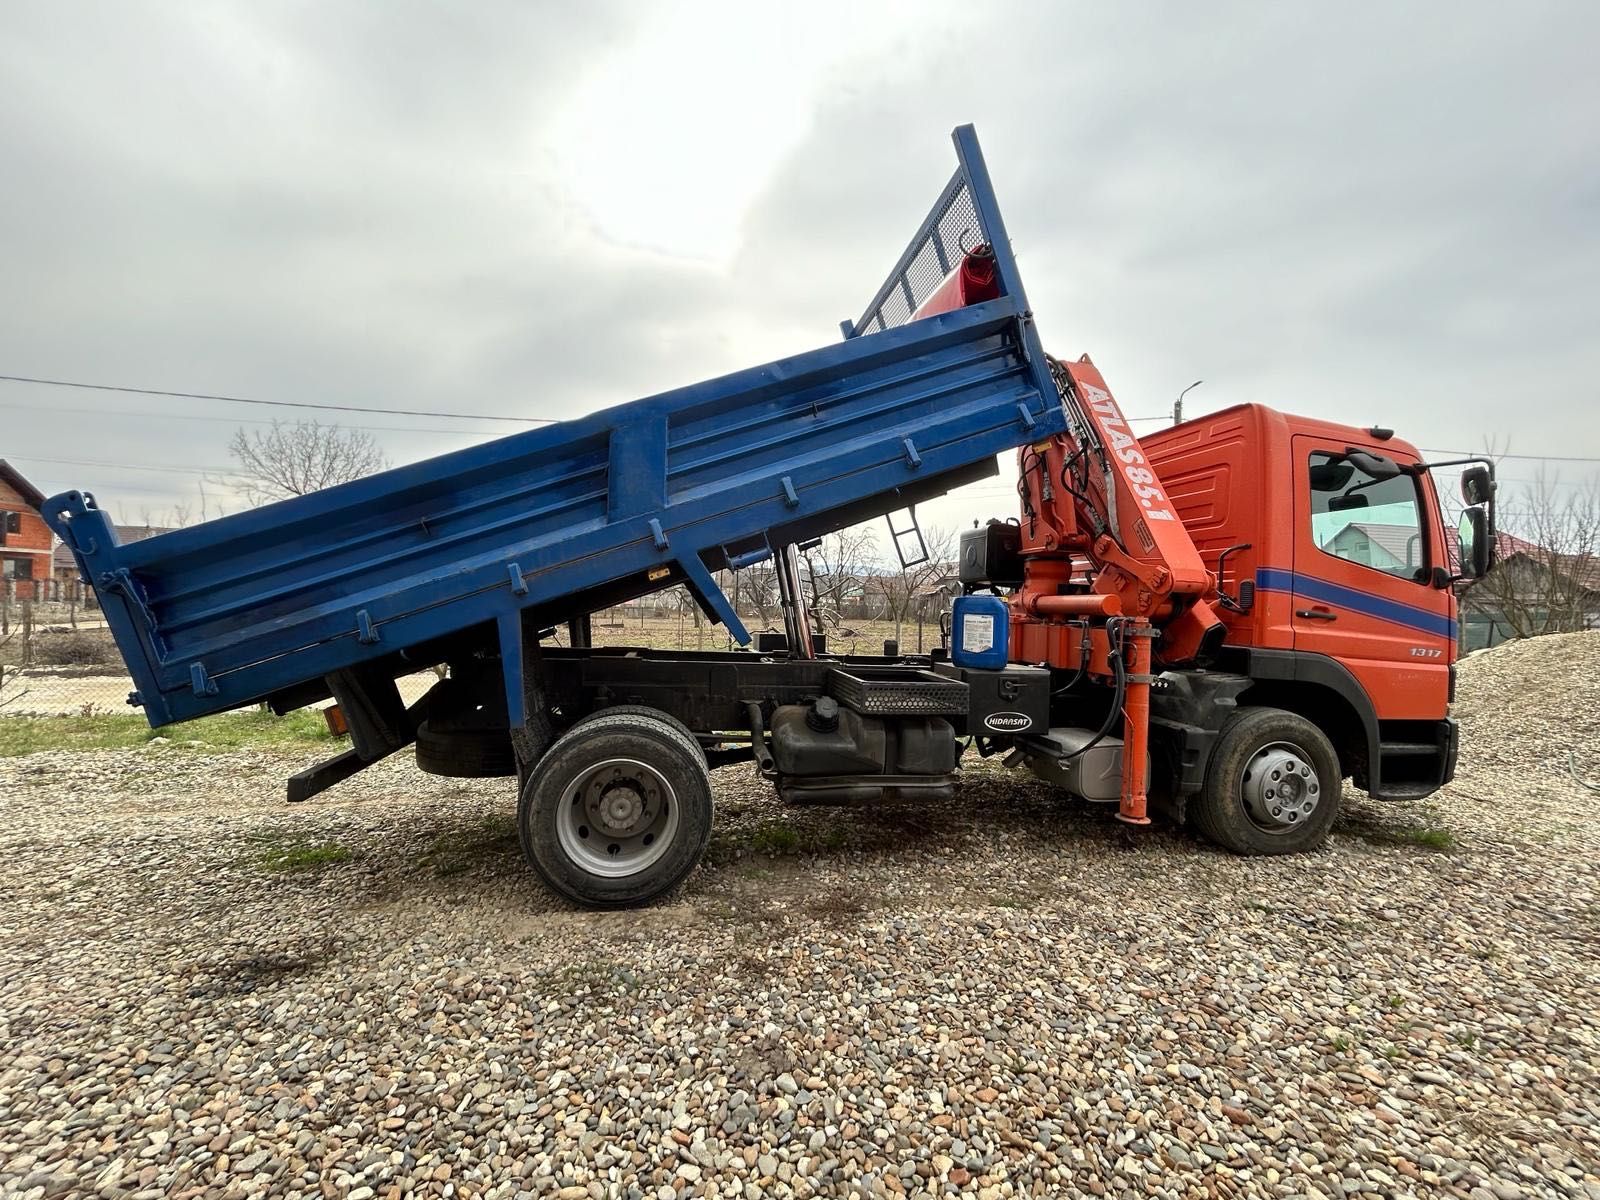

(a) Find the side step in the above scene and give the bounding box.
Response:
[1378,741,1439,758]
[1371,738,1451,801]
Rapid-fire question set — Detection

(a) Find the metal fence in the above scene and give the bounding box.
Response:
[0,587,948,722]
[1,590,140,716]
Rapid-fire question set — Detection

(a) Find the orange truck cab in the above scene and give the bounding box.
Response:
[1141,403,1474,805]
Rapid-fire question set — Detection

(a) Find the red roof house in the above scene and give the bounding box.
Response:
[0,459,51,602]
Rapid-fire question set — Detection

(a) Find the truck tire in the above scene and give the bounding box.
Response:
[1191,707,1340,856]
[519,712,713,907]
[574,705,707,766]
[415,718,516,777]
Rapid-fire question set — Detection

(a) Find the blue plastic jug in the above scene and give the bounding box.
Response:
[951,593,1009,669]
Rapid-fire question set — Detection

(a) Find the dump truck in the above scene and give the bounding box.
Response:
[46,126,1497,907]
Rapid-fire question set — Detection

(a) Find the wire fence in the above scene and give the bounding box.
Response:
[0,589,948,722]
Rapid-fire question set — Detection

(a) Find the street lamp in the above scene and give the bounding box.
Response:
[1174,380,1203,425]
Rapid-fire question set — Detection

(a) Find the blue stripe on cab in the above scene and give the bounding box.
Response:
[1257,568,1457,640]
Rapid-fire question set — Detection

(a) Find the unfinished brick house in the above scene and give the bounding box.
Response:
[0,459,51,602]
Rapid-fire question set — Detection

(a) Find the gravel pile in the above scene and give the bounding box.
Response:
[1,636,1598,1199]
[1452,631,1600,792]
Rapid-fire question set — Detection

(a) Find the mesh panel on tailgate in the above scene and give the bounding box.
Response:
[855,174,982,336]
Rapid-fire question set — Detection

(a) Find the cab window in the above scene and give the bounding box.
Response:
[1308,451,1425,581]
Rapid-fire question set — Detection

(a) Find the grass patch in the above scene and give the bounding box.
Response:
[423,813,518,877]
[245,831,356,872]
[0,708,337,757]
[1395,825,1459,857]
[750,820,852,856]
[750,822,802,855]
[813,824,852,852]
[1346,815,1459,852]
[1389,826,1457,851]
[709,819,853,863]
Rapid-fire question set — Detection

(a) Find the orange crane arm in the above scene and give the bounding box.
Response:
[1008,354,1226,828]
[1015,354,1223,665]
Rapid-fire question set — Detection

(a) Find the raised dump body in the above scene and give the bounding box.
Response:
[45,126,1062,730]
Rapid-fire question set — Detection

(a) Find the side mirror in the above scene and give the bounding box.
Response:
[1457,508,1491,580]
[1461,465,1494,506]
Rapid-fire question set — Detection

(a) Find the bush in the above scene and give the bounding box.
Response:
[29,631,121,668]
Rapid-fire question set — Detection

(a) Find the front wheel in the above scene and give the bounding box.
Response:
[519,712,713,907]
[1191,707,1340,855]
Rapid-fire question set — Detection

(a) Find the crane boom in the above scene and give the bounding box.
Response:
[915,253,1225,825]
[1013,354,1224,662]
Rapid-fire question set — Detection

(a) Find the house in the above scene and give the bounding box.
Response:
[52,523,174,605]
[1452,531,1599,651]
[1324,522,1421,574]
[0,459,52,602]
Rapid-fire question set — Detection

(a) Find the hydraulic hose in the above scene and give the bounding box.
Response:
[1051,619,1092,696]
[1060,616,1128,761]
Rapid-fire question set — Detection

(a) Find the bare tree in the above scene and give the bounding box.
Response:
[730,565,779,629]
[870,524,958,642]
[226,420,389,506]
[196,476,225,522]
[113,502,195,532]
[802,525,879,633]
[1460,465,1600,643]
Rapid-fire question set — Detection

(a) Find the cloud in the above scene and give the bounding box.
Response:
[1,0,1596,533]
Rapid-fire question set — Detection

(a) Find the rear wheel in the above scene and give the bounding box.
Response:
[1191,707,1340,855]
[574,704,707,766]
[519,712,713,907]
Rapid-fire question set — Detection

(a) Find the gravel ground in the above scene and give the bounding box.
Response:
[1,635,1597,1200]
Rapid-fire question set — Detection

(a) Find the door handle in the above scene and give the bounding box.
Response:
[1296,607,1338,621]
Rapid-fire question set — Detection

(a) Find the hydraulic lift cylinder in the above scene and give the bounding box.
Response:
[1116,621,1155,826]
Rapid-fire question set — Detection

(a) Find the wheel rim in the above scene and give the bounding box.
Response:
[555,757,680,878]
[1239,740,1321,834]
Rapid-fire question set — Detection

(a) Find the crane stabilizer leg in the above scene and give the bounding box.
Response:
[1116,620,1156,826]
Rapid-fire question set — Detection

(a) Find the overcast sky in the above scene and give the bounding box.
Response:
[2,2,1597,542]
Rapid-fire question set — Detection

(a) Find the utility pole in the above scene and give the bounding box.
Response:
[1174,380,1203,425]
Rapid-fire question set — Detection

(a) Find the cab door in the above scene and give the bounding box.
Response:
[1287,437,1453,719]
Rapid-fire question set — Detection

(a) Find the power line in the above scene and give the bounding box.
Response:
[0,373,557,425]
[45,480,213,501]
[6,453,232,476]
[0,399,502,439]
[1422,448,1600,464]
[9,373,1598,463]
